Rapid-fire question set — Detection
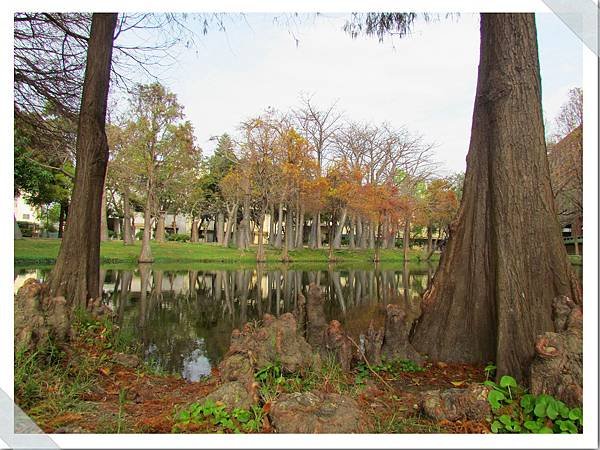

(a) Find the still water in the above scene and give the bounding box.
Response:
[15,264,436,381]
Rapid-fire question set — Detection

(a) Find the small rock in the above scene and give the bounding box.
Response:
[112,353,140,368]
[205,381,255,411]
[419,384,491,422]
[219,353,254,384]
[269,391,362,433]
[436,361,448,369]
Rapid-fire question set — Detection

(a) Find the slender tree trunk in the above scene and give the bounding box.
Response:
[100,177,109,241]
[572,221,580,256]
[411,13,582,383]
[191,218,199,243]
[282,209,291,262]
[113,216,121,240]
[368,221,376,249]
[216,212,224,243]
[309,212,317,249]
[204,220,209,243]
[426,224,433,253]
[268,204,275,246]
[256,210,267,263]
[275,202,284,248]
[328,214,336,262]
[403,219,410,261]
[139,181,154,263]
[47,14,118,309]
[333,207,347,249]
[155,212,166,242]
[238,196,250,250]
[295,207,305,248]
[316,212,322,248]
[58,202,66,238]
[224,204,238,247]
[14,215,22,240]
[348,216,355,249]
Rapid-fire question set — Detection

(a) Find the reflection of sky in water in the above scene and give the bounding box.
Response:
[181,339,211,381]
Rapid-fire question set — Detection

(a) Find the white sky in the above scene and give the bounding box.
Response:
[120,12,583,175]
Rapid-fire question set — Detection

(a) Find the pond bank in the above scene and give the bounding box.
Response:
[15,312,487,433]
[14,238,439,267]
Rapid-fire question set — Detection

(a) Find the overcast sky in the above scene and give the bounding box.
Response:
[125,12,582,175]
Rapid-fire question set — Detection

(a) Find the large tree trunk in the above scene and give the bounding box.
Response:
[47,14,118,309]
[411,14,582,383]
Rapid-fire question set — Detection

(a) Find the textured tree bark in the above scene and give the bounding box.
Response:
[411,14,582,383]
[308,212,317,248]
[47,13,118,309]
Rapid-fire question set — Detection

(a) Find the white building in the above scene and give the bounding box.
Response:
[14,195,40,225]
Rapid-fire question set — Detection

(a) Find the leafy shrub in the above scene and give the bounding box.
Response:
[167,233,190,242]
[486,375,582,434]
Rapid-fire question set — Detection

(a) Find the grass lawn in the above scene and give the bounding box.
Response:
[14,238,438,268]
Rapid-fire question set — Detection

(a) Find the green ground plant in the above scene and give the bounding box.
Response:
[354,358,425,384]
[486,375,582,434]
[172,399,264,433]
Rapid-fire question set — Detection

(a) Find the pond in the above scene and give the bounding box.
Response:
[14,264,438,381]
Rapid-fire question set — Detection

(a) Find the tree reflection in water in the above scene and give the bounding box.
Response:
[16,264,435,381]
